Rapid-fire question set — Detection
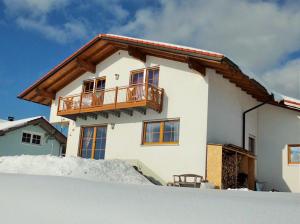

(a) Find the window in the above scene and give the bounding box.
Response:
[143,119,180,145]
[95,79,106,91]
[21,132,42,146]
[130,70,144,85]
[32,134,42,145]
[22,132,31,143]
[147,68,159,87]
[79,126,107,160]
[83,77,106,93]
[248,136,255,154]
[288,144,300,164]
[83,80,94,93]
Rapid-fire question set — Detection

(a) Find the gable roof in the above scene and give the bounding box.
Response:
[0,117,67,144]
[18,34,300,111]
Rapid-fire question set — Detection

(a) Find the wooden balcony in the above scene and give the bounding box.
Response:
[57,83,164,119]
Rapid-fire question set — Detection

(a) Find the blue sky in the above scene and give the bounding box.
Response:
[0,0,300,120]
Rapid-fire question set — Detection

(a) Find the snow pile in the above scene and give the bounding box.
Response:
[0,155,150,185]
[0,173,299,224]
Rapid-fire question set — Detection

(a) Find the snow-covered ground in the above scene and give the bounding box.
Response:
[0,155,149,184]
[0,173,299,224]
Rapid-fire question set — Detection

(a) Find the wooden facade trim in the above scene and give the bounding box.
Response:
[76,58,96,74]
[187,57,206,76]
[128,46,146,62]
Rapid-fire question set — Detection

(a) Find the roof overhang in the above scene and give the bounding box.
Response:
[18,34,299,112]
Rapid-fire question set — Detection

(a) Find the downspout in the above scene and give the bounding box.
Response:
[242,101,269,149]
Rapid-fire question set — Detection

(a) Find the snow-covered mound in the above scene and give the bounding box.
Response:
[0,173,299,224]
[0,155,150,185]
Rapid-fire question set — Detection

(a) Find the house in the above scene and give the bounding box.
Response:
[18,34,300,192]
[0,116,66,156]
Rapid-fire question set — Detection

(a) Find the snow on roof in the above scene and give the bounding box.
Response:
[104,34,224,58]
[0,116,43,132]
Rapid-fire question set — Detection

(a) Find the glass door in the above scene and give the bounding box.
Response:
[80,126,107,160]
[129,71,144,101]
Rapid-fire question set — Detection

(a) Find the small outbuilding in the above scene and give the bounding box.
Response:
[0,117,66,156]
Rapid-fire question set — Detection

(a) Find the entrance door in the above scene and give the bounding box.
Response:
[80,126,107,160]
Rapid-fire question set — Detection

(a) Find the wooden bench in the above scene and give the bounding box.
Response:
[172,174,204,188]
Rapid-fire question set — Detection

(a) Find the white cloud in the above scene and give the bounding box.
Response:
[16,17,89,44]
[3,0,71,17]
[262,59,300,99]
[92,0,129,20]
[2,0,90,43]
[110,0,300,97]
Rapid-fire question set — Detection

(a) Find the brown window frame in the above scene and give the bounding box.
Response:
[142,119,180,145]
[146,67,160,87]
[82,77,106,93]
[288,144,300,165]
[78,125,107,159]
[129,69,145,85]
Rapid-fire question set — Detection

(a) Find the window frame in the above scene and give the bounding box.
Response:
[82,77,106,93]
[21,132,32,144]
[21,131,43,146]
[129,69,145,85]
[288,144,300,165]
[146,67,160,87]
[142,119,180,145]
[78,125,108,159]
[248,135,256,154]
[31,134,42,145]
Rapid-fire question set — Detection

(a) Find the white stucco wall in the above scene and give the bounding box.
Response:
[257,105,300,192]
[50,50,209,182]
[207,69,259,150]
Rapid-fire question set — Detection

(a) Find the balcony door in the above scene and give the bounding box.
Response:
[82,77,106,108]
[129,71,144,101]
[79,126,107,160]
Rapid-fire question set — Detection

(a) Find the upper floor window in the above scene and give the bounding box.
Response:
[83,77,106,93]
[130,70,144,85]
[288,144,300,165]
[248,136,255,154]
[22,132,31,143]
[147,67,159,87]
[129,67,160,87]
[142,119,180,145]
[83,80,94,93]
[32,134,42,145]
[22,132,42,146]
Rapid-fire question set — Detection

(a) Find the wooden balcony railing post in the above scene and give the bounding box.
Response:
[114,86,118,109]
[58,97,62,112]
[145,82,148,101]
[160,88,164,112]
[79,93,83,112]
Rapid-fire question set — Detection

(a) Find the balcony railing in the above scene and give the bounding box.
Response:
[57,83,164,116]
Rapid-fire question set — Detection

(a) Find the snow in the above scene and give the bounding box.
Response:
[0,116,42,131]
[0,173,299,224]
[0,155,150,185]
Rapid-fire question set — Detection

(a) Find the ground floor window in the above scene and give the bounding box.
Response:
[142,119,180,145]
[288,144,300,164]
[79,126,107,160]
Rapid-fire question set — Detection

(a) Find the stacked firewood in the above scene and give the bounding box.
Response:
[222,152,242,189]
